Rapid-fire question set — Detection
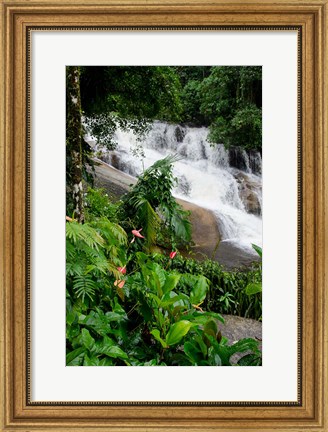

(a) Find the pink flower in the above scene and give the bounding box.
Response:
[114,280,125,289]
[131,228,145,243]
[169,251,177,259]
[132,228,145,238]
[66,216,73,222]
[117,266,126,275]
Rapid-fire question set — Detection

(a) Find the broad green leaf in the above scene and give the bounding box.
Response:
[162,274,181,294]
[194,334,208,357]
[148,293,162,308]
[190,275,209,305]
[237,353,262,366]
[94,336,116,355]
[66,347,85,366]
[143,359,158,366]
[98,357,114,366]
[160,292,186,308]
[66,310,78,326]
[140,262,166,296]
[184,341,201,364]
[83,354,100,366]
[172,304,188,318]
[150,329,168,348]
[203,319,218,338]
[154,265,166,294]
[245,283,262,296]
[166,320,192,346]
[103,345,129,360]
[105,311,127,322]
[66,323,80,341]
[81,328,95,351]
[251,243,262,258]
[203,311,225,324]
[184,311,225,325]
[208,346,222,366]
[207,336,260,366]
[228,338,260,356]
[112,297,126,314]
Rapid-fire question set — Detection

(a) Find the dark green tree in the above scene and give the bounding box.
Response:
[174,66,212,126]
[80,66,182,149]
[199,66,262,150]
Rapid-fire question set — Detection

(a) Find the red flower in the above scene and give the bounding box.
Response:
[117,266,126,275]
[131,228,145,243]
[114,280,125,289]
[132,228,145,238]
[169,251,177,259]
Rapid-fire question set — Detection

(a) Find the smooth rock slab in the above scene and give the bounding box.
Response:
[219,314,262,343]
[93,159,260,270]
[218,314,262,364]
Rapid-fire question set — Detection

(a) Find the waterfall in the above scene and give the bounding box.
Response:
[91,121,262,255]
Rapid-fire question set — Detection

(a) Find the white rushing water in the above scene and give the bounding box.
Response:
[91,121,262,254]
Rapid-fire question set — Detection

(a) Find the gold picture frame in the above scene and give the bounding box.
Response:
[0,0,327,430]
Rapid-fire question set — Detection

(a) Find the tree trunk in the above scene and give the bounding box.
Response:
[66,66,84,223]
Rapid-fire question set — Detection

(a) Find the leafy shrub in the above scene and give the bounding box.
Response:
[84,187,119,221]
[66,217,127,306]
[121,155,192,250]
[153,252,262,320]
[66,219,261,366]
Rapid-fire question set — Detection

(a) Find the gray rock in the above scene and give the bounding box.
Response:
[218,314,262,364]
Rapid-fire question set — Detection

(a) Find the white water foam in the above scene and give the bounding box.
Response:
[90,121,262,254]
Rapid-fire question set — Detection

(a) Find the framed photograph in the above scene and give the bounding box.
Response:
[1,0,327,431]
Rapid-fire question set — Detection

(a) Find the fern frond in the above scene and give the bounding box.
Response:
[73,275,98,302]
[66,222,105,250]
[146,153,181,173]
[66,261,84,277]
[90,218,128,246]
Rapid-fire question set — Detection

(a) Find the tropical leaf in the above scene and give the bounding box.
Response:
[80,328,96,351]
[145,153,181,172]
[131,197,160,250]
[166,320,193,346]
[170,208,192,243]
[66,347,85,366]
[162,273,181,294]
[245,282,262,296]
[189,274,209,305]
[251,243,262,258]
[150,329,168,348]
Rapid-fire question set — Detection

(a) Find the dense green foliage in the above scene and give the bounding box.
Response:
[174,66,262,150]
[200,67,262,150]
[66,66,262,215]
[66,157,262,366]
[66,215,262,366]
[84,187,119,221]
[79,65,261,152]
[121,155,192,251]
[153,253,262,320]
[80,66,182,150]
[173,66,212,126]
[66,67,263,366]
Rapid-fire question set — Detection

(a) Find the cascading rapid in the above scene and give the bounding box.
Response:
[91,121,262,255]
